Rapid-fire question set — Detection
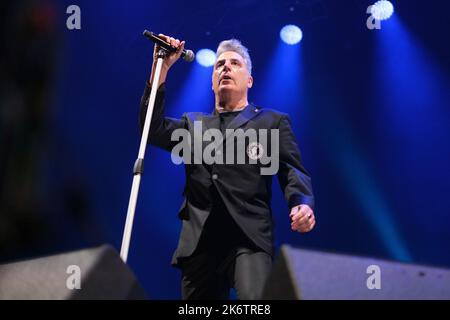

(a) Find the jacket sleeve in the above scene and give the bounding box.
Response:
[139,82,187,152]
[277,114,315,210]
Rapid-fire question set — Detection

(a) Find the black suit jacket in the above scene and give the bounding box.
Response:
[140,83,314,266]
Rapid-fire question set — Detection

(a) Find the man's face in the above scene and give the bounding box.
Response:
[212,51,253,97]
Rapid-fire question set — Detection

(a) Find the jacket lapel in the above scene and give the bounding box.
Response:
[201,113,220,132]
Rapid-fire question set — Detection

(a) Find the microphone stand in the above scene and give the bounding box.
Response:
[120,48,167,263]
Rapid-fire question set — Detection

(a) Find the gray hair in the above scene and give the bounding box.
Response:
[216,39,252,75]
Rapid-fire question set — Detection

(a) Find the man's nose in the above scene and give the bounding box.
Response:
[223,61,231,71]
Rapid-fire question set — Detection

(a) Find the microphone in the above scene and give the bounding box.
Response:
[143,30,195,62]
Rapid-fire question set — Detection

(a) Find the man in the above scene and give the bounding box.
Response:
[140,35,315,299]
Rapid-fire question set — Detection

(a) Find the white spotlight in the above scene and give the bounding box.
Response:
[280,25,303,45]
[371,0,394,21]
[196,49,216,67]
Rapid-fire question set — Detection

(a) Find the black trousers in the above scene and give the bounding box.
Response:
[179,190,272,300]
[180,246,272,300]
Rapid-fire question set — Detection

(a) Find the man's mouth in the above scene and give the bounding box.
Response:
[220,75,233,84]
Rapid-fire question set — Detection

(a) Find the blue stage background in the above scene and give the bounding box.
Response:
[1,0,449,299]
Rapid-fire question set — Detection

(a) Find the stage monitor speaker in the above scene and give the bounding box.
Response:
[263,245,450,300]
[0,244,147,300]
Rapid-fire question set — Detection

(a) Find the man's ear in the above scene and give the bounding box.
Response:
[247,75,253,89]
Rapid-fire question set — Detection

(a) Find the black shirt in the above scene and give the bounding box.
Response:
[195,109,258,255]
[219,110,241,134]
